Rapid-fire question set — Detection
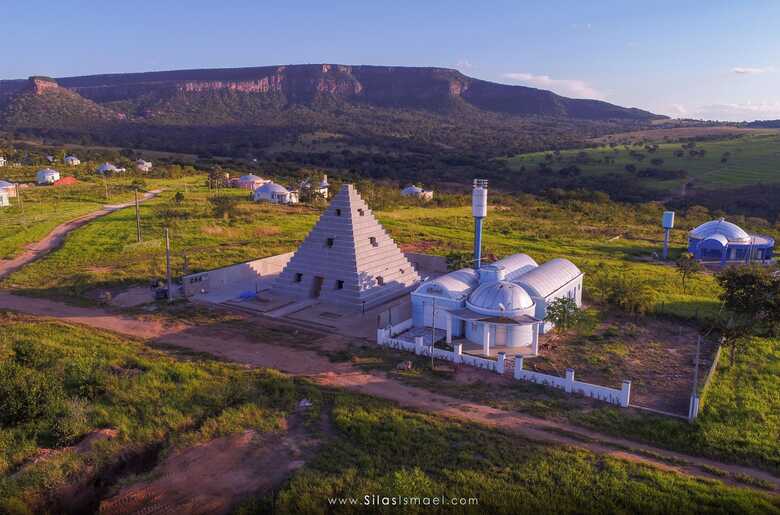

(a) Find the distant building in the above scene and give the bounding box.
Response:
[64,155,81,166]
[0,180,17,198]
[97,162,124,174]
[0,191,9,208]
[401,184,434,201]
[36,168,60,185]
[235,174,267,190]
[688,218,774,263]
[253,181,299,204]
[301,174,330,199]
[135,159,153,172]
[0,157,6,167]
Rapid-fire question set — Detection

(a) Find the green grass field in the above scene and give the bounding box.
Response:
[504,133,780,193]
[1,314,777,514]
[0,175,200,261]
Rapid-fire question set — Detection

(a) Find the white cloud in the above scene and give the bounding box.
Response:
[664,101,780,121]
[502,72,605,100]
[731,66,774,75]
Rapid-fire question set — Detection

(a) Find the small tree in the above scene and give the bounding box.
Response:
[545,297,584,336]
[717,316,753,366]
[445,251,472,272]
[676,252,702,293]
[174,191,185,205]
[610,274,657,320]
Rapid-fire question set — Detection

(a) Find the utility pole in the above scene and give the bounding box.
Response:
[102,174,109,200]
[431,298,436,370]
[134,190,142,242]
[15,183,24,214]
[165,227,173,302]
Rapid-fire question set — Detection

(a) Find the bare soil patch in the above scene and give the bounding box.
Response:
[530,313,715,414]
[99,414,320,515]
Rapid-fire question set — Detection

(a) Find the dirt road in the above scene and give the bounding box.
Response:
[0,190,163,280]
[0,291,776,494]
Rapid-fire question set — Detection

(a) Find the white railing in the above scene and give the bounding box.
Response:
[515,356,630,407]
[377,328,630,407]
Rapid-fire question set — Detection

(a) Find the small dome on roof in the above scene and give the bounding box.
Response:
[240,174,263,181]
[402,185,423,194]
[690,219,751,243]
[466,280,534,316]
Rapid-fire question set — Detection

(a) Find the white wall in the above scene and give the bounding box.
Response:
[182,252,294,297]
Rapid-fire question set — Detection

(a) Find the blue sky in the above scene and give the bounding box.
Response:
[3,0,780,121]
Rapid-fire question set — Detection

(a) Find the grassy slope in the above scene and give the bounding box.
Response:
[504,133,780,193]
[2,187,319,296]
[0,175,198,260]
[0,315,776,514]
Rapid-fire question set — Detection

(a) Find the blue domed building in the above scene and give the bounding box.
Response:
[688,218,774,264]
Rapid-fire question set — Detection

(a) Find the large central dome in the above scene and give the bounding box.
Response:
[690,218,751,243]
[466,280,534,316]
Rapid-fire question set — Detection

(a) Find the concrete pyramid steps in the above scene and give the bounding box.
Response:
[272,184,420,310]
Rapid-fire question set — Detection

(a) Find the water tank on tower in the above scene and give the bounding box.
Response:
[662,211,675,260]
[472,179,488,269]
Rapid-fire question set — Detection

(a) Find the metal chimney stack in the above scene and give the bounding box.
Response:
[472,179,488,269]
[662,211,675,260]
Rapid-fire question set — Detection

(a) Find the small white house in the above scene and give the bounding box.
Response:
[253,181,299,204]
[64,155,81,166]
[401,184,434,201]
[0,180,17,198]
[135,159,153,172]
[0,157,6,167]
[301,174,330,199]
[236,174,267,190]
[0,191,9,208]
[97,162,124,174]
[36,168,60,185]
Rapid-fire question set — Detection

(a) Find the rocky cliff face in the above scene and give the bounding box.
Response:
[6,64,658,122]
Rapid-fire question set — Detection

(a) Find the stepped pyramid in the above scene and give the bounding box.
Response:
[273,184,421,310]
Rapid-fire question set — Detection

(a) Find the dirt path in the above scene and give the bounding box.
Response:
[0,189,162,280]
[0,292,777,495]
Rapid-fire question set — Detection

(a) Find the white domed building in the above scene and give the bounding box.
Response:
[235,174,267,190]
[0,180,17,198]
[253,181,299,204]
[688,218,774,263]
[96,162,124,175]
[411,253,583,355]
[401,184,434,201]
[36,168,60,185]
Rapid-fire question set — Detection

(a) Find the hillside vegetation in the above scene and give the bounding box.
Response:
[1,314,776,514]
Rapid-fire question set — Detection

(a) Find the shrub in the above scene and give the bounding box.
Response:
[0,362,64,426]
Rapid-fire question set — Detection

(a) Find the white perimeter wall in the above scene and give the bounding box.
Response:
[182,252,294,297]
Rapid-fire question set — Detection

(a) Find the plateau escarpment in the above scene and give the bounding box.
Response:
[0,64,663,156]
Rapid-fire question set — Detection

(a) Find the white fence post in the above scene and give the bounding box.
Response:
[414,336,424,356]
[454,343,462,364]
[565,368,575,393]
[620,380,631,408]
[514,355,524,380]
[497,352,506,374]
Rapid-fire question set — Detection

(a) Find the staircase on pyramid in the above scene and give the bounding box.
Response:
[272,184,421,311]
